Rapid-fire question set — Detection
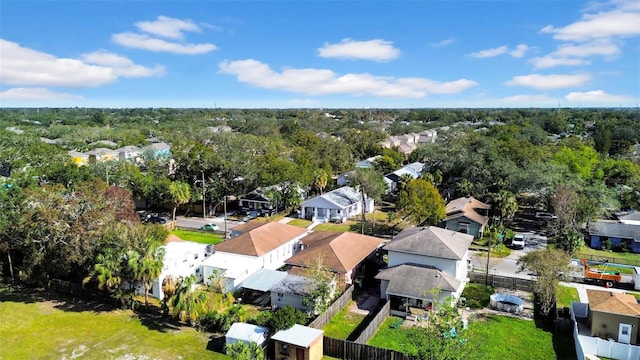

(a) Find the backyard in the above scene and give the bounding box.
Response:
[368,314,575,360]
[577,246,640,266]
[322,301,368,340]
[556,285,580,308]
[0,285,228,359]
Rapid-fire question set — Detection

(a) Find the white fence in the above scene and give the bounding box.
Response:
[571,302,640,360]
[577,335,640,360]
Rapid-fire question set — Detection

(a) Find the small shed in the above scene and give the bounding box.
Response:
[271,324,323,360]
[225,322,268,351]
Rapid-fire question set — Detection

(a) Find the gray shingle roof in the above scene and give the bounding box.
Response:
[384,226,473,259]
[589,221,640,241]
[375,263,461,298]
[270,274,316,296]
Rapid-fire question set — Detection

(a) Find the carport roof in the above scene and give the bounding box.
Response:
[240,269,288,292]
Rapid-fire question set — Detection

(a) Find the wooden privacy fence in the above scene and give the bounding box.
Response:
[308,285,354,329]
[323,336,414,360]
[469,271,535,292]
[354,300,390,344]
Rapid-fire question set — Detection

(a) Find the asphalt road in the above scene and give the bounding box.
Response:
[175,215,241,233]
[470,230,549,280]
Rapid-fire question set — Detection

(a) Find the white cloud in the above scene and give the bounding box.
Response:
[81,51,166,77]
[135,16,200,39]
[565,89,635,103]
[529,56,591,69]
[501,94,558,105]
[0,39,162,88]
[540,2,640,42]
[505,73,591,90]
[467,46,508,58]
[317,39,400,62]
[218,59,477,98]
[112,32,217,55]
[430,38,456,47]
[0,87,83,101]
[553,40,621,58]
[510,44,530,58]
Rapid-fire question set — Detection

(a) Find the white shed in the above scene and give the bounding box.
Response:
[225,322,268,350]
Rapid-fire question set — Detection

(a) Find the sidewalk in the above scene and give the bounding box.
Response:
[560,281,630,303]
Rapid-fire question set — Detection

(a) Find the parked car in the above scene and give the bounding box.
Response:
[200,223,220,231]
[535,212,558,221]
[511,234,526,249]
[242,210,260,222]
[143,214,167,224]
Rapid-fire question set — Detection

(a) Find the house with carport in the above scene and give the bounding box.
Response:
[377,226,473,314]
[201,222,308,293]
[299,186,373,223]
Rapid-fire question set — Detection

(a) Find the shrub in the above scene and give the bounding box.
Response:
[461,283,494,309]
[491,243,511,258]
[601,239,611,250]
[270,305,307,331]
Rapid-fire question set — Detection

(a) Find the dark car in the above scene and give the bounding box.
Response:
[143,214,167,224]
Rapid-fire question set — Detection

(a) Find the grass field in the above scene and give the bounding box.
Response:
[287,219,312,228]
[169,229,225,245]
[368,314,574,360]
[466,314,574,360]
[577,247,640,264]
[0,286,228,359]
[556,285,580,308]
[322,301,367,340]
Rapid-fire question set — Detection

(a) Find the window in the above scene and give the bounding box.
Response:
[278,293,284,298]
[458,223,469,234]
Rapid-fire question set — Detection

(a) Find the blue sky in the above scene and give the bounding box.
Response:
[1,0,639,108]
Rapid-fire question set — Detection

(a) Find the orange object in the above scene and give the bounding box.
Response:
[580,259,622,283]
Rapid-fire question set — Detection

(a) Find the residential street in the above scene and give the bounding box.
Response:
[470,231,549,280]
[175,214,241,233]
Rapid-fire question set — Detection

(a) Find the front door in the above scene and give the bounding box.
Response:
[296,347,304,360]
[618,323,632,344]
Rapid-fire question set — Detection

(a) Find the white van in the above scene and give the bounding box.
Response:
[512,234,526,249]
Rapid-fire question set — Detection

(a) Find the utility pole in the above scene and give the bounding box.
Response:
[197,171,206,219]
[223,195,227,238]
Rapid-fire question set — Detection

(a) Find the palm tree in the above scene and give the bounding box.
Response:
[169,181,191,222]
[171,275,206,326]
[128,238,165,310]
[161,274,177,317]
[313,170,328,195]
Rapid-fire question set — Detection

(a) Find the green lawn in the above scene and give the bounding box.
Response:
[170,229,225,245]
[369,315,574,360]
[577,247,640,264]
[556,285,580,308]
[322,301,367,340]
[313,221,357,232]
[0,286,228,359]
[367,316,419,355]
[287,219,312,228]
[466,315,575,360]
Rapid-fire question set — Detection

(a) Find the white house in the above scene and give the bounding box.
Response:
[299,186,373,223]
[117,145,142,162]
[270,273,318,312]
[146,238,211,300]
[201,222,309,293]
[377,226,473,313]
[383,162,424,193]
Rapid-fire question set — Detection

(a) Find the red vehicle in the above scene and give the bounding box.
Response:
[580,258,622,285]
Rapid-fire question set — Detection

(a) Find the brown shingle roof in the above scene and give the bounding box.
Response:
[285,231,384,273]
[444,196,490,226]
[214,222,307,257]
[587,289,640,316]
